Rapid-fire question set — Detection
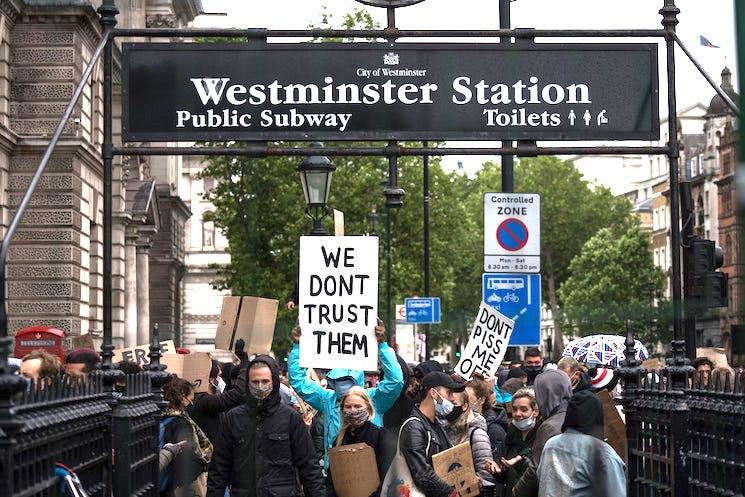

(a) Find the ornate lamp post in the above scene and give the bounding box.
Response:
[297,142,335,235]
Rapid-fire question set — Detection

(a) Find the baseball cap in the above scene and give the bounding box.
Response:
[421,372,466,392]
[413,360,444,379]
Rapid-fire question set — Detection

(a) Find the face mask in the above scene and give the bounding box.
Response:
[524,366,542,383]
[343,408,369,427]
[213,376,226,394]
[329,377,356,398]
[513,416,536,432]
[433,391,454,418]
[444,405,465,423]
[249,383,273,400]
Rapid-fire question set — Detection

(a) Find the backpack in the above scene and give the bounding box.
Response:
[159,416,176,492]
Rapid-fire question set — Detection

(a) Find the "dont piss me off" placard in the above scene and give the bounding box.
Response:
[299,236,379,371]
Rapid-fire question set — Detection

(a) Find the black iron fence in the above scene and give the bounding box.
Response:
[620,327,745,497]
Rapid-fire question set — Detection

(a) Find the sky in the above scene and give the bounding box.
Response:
[193,0,739,175]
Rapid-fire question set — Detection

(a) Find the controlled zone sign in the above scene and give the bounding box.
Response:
[405,297,441,324]
[455,302,515,380]
[484,193,540,273]
[299,236,379,371]
[482,273,541,346]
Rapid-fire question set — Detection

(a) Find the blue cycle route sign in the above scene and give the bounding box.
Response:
[404,297,441,324]
[482,274,541,346]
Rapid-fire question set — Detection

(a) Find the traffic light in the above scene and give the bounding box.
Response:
[688,237,728,308]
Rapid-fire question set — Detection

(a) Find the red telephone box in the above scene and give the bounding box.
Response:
[14,326,67,363]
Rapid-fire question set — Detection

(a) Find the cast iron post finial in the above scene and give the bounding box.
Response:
[98,0,119,27]
[146,323,170,410]
[659,0,680,29]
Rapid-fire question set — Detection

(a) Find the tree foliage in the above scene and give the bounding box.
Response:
[558,225,672,345]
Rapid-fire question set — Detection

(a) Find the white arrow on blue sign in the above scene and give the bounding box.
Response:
[482,273,541,346]
[405,297,441,324]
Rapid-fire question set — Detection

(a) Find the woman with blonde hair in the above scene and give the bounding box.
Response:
[332,386,396,497]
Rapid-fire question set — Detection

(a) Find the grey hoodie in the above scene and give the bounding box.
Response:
[532,369,572,464]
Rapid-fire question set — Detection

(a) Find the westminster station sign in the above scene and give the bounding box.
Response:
[122,43,659,142]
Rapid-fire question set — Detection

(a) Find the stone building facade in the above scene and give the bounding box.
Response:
[0,0,206,350]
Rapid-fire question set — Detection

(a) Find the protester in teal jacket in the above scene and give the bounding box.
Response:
[288,323,404,468]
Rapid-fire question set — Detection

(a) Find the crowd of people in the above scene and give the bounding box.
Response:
[9,325,732,497]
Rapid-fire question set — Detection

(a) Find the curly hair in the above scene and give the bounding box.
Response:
[163,377,194,409]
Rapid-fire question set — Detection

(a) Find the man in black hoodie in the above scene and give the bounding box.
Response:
[206,355,325,497]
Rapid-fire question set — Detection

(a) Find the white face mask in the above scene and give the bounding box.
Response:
[214,376,226,394]
[512,415,536,432]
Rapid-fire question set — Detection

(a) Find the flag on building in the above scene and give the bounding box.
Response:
[700,35,720,48]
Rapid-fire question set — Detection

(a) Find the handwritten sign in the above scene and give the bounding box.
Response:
[329,443,380,497]
[432,442,480,497]
[455,302,515,381]
[299,236,379,371]
[113,340,175,366]
[161,352,212,394]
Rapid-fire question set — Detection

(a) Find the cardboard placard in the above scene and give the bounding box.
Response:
[113,340,176,366]
[432,442,480,497]
[66,333,94,351]
[597,389,626,463]
[696,347,730,370]
[329,443,380,497]
[298,236,379,371]
[161,352,212,393]
[334,209,345,236]
[215,296,278,353]
[455,302,515,380]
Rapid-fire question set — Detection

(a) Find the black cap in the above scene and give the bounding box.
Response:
[413,359,444,379]
[421,372,465,392]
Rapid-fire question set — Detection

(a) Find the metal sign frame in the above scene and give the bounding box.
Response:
[120,42,660,142]
[0,0,740,380]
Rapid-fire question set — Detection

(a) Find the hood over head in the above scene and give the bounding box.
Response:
[534,369,572,419]
[326,368,365,398]
[247,354,281,413]
[562,390,605,440]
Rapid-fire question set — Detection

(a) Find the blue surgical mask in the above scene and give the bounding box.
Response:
[433,391,454,418]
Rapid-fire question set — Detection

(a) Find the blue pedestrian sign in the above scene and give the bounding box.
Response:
[482,274,541,346]
[405,297,441,324]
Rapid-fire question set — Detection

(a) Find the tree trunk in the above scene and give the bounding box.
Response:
[545,252,564,360]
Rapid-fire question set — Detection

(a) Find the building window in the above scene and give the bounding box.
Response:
[725,235,733,266]
[203,177,214,191]
[202,212,215,248]
[723,186,733,216]
[696,195,704,226]
[654,249,660,267]
[660,206,666,229]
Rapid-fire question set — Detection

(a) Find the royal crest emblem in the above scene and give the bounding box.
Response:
[383,52,400,66]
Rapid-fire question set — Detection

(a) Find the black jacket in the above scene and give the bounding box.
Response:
[399,406,454,497]
[497,424,537,495]
[206,355,325,497]
[189,366,247,444]
[333,422,396,496]
[483,406,508,460]
[383,355,416,434]
[310,413,325,464]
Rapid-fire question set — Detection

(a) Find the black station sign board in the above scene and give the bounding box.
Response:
[122,43,659,142]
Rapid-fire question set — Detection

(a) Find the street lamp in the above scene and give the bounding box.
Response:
[297,142,335,235]
[367,208,379,234]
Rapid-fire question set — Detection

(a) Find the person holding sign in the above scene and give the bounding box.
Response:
[331,386,396,497]
[440,388,497,495]
[397,372,466,497]
[288,321,404,469]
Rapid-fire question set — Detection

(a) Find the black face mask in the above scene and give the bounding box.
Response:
[524,365,542,383]
[444,405,465,423]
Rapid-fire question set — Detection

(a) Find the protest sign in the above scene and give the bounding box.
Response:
[215,296,278,353]
[113,340,175,366]
[334,209,345,236]
[432,442,480,497]
[65,333,94,351]
[161,352,212,393]
[298,236,379,371]
[329,443,380,497]
[696,347,731,370]
[455,302,515,381]
[597,389,626,463]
